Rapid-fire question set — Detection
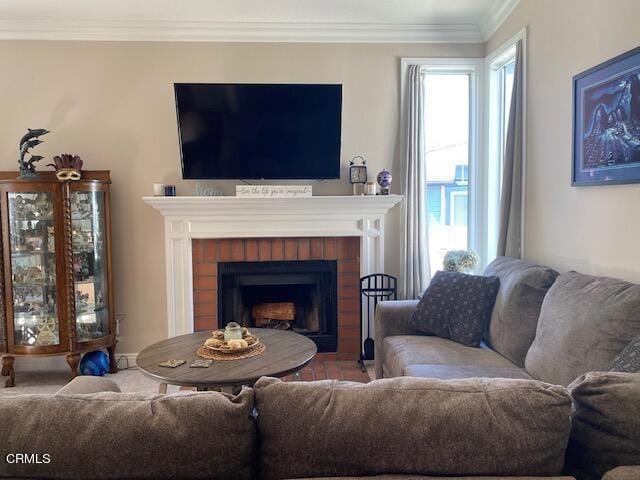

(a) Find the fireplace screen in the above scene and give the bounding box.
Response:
[218,260,337,352]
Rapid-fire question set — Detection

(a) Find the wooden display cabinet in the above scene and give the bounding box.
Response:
[0,171,116,387]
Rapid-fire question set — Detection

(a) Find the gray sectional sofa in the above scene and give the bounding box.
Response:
[374,256,639,385]
[1,372,638,480]
[374,256,640,480]
[0,375,588,480]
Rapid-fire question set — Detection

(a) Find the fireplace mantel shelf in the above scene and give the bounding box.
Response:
[143,194,403,337]
[143,194,403,217]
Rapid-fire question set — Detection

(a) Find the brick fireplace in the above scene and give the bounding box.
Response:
[142,195,402,358]
[192,237,360,360]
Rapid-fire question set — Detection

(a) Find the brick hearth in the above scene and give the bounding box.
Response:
[192,237,361,361]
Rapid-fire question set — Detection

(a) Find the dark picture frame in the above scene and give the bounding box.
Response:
[572,45,640,186]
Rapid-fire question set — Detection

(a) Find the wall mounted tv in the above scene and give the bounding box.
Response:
[174,83,342,179]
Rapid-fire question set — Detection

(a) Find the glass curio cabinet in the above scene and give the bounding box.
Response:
[0,171,116,387]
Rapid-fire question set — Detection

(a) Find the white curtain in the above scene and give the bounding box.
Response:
[401,64,430,299]
[497,40,524,258]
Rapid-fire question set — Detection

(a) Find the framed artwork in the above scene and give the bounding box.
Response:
[572,46,640,186]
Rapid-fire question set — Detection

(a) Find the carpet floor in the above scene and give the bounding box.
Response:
[0,359,374,396]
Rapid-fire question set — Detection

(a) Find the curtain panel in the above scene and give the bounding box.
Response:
[497,40,524,258]
[401,64,430,299]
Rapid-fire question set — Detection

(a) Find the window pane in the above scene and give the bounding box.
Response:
[423,73,470,275]
[452,192,468,225]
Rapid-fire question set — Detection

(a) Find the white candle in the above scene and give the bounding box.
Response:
[153,183,164,196]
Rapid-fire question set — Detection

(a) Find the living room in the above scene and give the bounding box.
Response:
[0,0,639,479]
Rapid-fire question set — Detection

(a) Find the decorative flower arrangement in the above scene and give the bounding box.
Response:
[442,249,479,273]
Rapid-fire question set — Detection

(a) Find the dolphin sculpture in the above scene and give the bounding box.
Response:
[18,128,50,178]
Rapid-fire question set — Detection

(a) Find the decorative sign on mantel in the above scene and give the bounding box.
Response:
[235,185,313,198]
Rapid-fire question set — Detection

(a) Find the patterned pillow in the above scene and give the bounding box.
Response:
[409,271,500,347]
[608,335,640,372]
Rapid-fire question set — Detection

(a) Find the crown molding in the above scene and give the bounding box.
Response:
[0,18,485,43]
[480,0,520,41]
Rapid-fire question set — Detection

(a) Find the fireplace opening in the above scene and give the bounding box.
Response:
[218,260,338,352]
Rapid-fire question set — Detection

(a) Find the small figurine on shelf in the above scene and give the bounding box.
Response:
[49,154,83,181]
[73,255,90,281]
[47,226,55,253]
[33,192,53,218]
[75,291,90,313]
[35,317,58,346]
[71,194,92,218]
[18,129,50,178]
[376,169,392,195]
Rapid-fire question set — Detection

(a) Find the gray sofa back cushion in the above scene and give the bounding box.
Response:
[0,388,257,480]
[525,271,640,386]
[566,372,640,480]
[483,256,559,367]
[254,376,571,480]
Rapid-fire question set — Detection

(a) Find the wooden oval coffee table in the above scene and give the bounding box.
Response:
[137,328,317,392]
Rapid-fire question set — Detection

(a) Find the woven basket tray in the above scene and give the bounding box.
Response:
[197,342,266,361]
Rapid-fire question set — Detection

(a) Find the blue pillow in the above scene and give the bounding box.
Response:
[409,271,500,347]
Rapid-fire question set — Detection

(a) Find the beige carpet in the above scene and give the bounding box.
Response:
[1,363,375,396]
[0,368,182,396]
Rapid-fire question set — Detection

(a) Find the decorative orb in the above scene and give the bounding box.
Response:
[80,350,109,376]
[376,169,392,188]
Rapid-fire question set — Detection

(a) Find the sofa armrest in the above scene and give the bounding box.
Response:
[56,376,121,395]
[602,466,640,480]
[374,300,420,379]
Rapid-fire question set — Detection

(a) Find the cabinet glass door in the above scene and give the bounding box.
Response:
[71,191,109,342]
[8,192,59,346]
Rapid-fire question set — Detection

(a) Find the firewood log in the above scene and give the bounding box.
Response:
[252,302,295,321]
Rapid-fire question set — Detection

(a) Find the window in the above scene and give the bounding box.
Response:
[407,60,481,276]
[401,31,524,282]
[424,72,470,274]
[484,33,524,266]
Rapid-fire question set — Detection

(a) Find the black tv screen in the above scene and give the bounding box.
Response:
[174,83,342,179]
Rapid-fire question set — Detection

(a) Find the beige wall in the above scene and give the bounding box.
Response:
[487,0,640,283]
[0,40,482,353]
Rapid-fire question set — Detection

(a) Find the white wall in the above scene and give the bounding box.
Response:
[487,0,640,282]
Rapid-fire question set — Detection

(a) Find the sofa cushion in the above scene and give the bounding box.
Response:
[608,334,640,373]
[602,466,640,480]
[383,335,518,377]
[404,364,532,380]
[254,376,572,480]
[296,477,575,480]
[0,388,257,480]
[56,375,121,394]
[565,372,640,480]
[525,271,640,386]
[483,256,559,367]
[409,271,500,347]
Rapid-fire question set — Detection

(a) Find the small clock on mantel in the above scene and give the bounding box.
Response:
[349,155,367,195]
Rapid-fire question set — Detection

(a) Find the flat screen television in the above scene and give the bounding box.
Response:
[174,83,342,179]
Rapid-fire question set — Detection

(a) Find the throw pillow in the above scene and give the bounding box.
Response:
[409,271,500,347]
[609,335,640,372]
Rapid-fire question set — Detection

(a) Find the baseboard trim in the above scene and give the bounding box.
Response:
[6,353,139,373]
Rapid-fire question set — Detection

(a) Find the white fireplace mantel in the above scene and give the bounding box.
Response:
[143,195,403,337]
